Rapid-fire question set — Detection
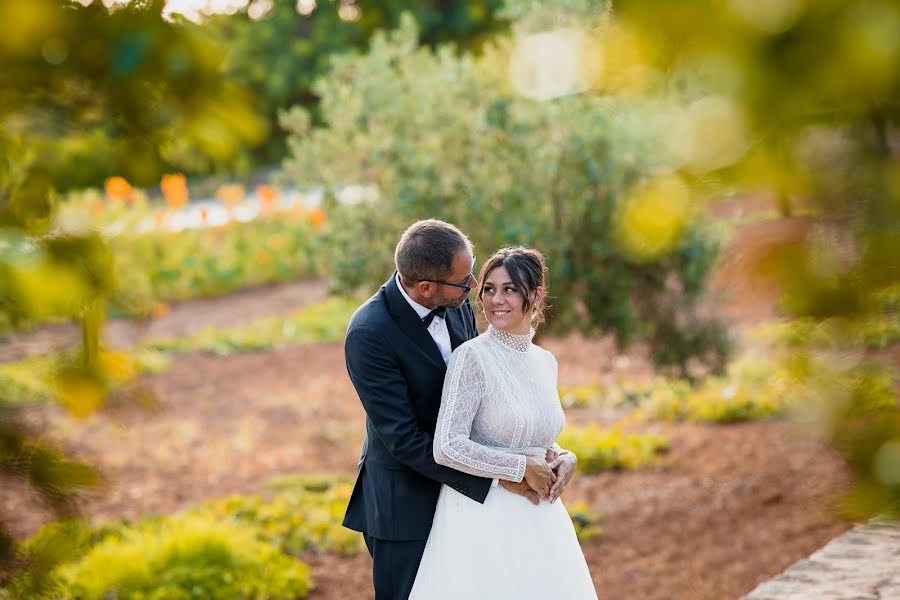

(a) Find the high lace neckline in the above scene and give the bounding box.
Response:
[487,325,534,353]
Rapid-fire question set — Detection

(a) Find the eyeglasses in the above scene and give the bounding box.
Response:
[420,272,476,294]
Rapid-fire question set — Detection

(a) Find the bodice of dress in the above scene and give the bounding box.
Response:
[433,325,567,482]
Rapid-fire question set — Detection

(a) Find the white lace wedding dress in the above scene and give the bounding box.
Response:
[409,326,598,599]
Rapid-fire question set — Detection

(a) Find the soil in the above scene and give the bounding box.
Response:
[1,199,862,599]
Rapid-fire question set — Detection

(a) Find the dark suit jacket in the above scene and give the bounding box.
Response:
[342,274,493,541]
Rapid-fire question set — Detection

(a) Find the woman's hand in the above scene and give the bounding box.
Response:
[523,455,557,500]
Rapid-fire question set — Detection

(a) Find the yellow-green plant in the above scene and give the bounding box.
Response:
[559,377,688,411]
[560,357,793,424]
[566,501,604,542]
[53,516,310,600]
[143,297,357,356]
[557,426,669,473]
[195,479,364,557]
[641,378,789,424]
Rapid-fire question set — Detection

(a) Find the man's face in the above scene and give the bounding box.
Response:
[434,249,476,309]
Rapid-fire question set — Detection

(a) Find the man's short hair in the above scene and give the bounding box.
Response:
[395,219,471,284]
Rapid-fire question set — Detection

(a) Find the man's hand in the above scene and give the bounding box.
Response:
[548,451,577,503]
[499,479,540,505]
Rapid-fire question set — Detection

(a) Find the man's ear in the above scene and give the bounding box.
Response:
[417,281,435,299]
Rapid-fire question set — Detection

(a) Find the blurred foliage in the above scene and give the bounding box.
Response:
[557,425,669,473]
[0,296,352,425]
[143,297,357,355]
[1,189,326,332]
[0,0,266,192]
[753,283,900,350]
[197,0,508,174]
[281,13,731,378]
[599,0,900,516]
[755,316,900,351]
[0,0,268,580]
[0,349,170,409]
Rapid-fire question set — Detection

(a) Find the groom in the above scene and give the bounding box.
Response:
[342,219,577,599]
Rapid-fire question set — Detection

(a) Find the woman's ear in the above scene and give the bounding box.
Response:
[531,286,545,313]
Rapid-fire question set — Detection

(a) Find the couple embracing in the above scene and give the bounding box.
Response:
[342,219,597,599]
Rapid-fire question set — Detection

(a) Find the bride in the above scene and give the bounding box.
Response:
[410,246,598,599]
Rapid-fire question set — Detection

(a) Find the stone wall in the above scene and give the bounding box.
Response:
[742,519,900,599]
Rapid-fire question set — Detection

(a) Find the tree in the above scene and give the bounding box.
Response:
[196,0,509,174]
[0,0,264,590]
[280,13,730,378]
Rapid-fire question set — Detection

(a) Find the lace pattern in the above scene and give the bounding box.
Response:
[433,327,566,482]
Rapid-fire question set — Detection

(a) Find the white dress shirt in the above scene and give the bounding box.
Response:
[396,273,452,364]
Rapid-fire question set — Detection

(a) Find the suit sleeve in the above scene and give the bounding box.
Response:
[345,324,492,503]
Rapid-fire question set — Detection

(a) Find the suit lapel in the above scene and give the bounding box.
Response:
[384,274,446,368]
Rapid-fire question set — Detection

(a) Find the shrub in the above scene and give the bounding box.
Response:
[194,476,364,557]
[56,516,311,600]
[557,426,669,473]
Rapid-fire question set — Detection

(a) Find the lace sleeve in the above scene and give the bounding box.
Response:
[433,345,527,482]
[545,351,567,458]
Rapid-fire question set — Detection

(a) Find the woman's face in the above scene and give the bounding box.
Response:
[481,265,535,335]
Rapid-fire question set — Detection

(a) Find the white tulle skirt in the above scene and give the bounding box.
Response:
[409,483,598,599]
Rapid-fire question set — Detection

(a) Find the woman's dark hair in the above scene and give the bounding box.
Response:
[476,246,549,325]
[395,219,471,285]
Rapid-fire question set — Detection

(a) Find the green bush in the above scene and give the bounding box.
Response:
[56,516,310,600]
[280,13,730,379]
[557,426,669,473]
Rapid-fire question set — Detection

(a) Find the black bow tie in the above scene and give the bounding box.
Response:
[422,306,446,328]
